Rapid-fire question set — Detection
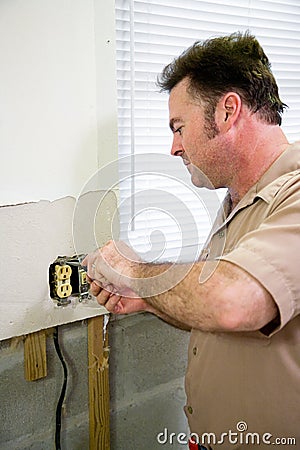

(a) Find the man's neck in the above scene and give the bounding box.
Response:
[228,125,289,209]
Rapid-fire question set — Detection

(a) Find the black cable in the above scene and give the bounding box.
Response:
[53,326,68,450]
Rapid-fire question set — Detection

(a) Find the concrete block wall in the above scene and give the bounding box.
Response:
[0,313,190,450]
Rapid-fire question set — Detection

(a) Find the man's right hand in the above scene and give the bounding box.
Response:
[89,279,150,315]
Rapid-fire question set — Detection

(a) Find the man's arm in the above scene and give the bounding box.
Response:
[84,242,278,333]
[89,279,191,331]
[132,259,278,332]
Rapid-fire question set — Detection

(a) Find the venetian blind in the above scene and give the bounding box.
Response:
[115,0,300,263]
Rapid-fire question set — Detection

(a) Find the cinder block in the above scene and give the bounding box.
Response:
[0,322,89,448]
[0,344,57,443]
[109,313,190,403]
[110,377,189,450]
[0,314,191,449]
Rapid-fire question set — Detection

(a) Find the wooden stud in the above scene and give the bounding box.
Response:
[24,329,47,381]
[88,316,110,450]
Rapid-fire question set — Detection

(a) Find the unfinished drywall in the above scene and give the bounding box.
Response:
[0,190,118,341]
[0,0,119,339]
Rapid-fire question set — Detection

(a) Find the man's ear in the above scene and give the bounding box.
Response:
[216,92,242,130]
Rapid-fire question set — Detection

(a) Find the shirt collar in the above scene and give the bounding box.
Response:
[213,141,300,232]
[256,142,300,202]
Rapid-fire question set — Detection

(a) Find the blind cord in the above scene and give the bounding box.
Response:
[129,0,136,230]
[53,326,68,450]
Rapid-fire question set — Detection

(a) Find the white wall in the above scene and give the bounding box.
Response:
[0,0,119,339]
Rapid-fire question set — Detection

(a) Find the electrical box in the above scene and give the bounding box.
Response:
[49,254,90,306]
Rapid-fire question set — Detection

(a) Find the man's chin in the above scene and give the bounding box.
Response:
[191,176,208,188]
[189,167,215,189]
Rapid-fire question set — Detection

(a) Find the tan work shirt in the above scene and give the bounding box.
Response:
[185,142,300,450]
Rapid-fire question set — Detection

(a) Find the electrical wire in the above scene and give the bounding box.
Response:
[53,326,68,450]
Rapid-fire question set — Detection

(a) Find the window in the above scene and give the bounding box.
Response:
[115,0,300,263]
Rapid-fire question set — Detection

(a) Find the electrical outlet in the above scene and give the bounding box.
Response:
[55,264,72,281]
[49,254,90,306]
[56,283,72,298]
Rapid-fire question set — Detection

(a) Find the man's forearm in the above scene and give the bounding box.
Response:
[146,302,192,331]
[132,258,277,333]
[86,240,277,333]
[132,260,215,330]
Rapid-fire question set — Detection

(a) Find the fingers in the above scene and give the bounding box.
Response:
[84,244,137,304]
[84,251,122,313]
[95,288,122,313]
[95,288,111,306]
[84,250,115,290]
[82,250,101,281]
[89,280,103,297]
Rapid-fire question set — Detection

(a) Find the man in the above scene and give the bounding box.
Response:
[83,32,300,449]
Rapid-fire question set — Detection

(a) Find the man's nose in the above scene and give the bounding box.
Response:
[170,133,184,157]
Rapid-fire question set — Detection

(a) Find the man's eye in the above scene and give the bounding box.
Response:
[175,127,183,135]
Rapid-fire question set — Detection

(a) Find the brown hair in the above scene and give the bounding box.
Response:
[157,31,287,125]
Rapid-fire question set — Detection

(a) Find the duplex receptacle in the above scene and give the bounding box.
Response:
[49,254,90,306]
[55,264,72,281]
[56,282,72,299]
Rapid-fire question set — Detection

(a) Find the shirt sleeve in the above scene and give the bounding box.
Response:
[218,174,300,335]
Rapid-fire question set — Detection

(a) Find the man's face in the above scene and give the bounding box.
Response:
[169,78,223,189]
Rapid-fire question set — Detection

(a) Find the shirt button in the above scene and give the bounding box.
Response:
[218,231,225,238]
[201,248,210,259]
[193,347,197,355]
[187,406,193,414]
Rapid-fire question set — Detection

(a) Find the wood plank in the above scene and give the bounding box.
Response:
[24,329,47,381]
[88,315,110,450]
